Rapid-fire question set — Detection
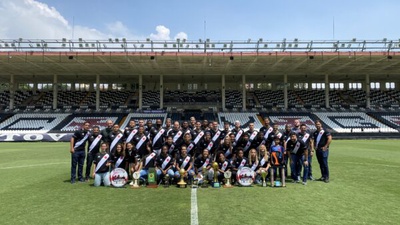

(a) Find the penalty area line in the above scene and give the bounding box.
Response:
[0,162,68,170]
[191,188,199,225]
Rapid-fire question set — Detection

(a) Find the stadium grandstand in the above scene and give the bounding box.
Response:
[1,38,400,141]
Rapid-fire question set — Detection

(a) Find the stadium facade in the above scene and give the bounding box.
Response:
[0,38,399,140]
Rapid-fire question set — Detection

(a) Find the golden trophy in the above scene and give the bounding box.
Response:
[177,168,187,188]
[212,162,220,188]
[223,171,233,188]
[261,169,267,187]
[201,166,209,188]
[131,172,140,189]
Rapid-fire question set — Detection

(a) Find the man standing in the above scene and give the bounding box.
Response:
[298,123,313,181]
[311,120,332,183]
[286,132,308,185]
[101,119,114,143]
[70,122,90,184]
[85,125,102,181]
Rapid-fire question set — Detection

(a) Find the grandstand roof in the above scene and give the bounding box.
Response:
[1,39,400,84]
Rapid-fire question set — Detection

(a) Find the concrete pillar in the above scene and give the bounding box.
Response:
[52,74,58,109]
[9,75,15,110]
[284,74,288,110]
[222,74,226,111]
[366,74,370,108]
[242,74,246,110]
[160,75,164,109]
[325,74,329,108]
[139,74,143,110]
[96,75,100,110]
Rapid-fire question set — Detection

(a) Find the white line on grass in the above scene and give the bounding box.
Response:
[332,161,400,168]
[191,188,199,225]
[0,162,68,170]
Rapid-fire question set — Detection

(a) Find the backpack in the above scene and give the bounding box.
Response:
[270,145,284,166]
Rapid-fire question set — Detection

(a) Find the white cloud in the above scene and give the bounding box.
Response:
[149,25,171,40]
[0,0,188,41]
[174,32,188,41]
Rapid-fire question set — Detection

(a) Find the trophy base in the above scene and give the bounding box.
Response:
[223,184,233,188]
[262,182,267,187]
[146,184,158,188]
[212,182,220,188]
[178,182,187,188]
[131,185,140,189]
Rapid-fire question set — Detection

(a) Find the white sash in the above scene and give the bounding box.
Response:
[152,129,165,147]
[145,153,156,167]
[263,127,273,139]
[74,131,90,149]
[206,142,214,151]
[292,142,301,154]
[244,131,258,151]
[161,156,171,170]
[316,130,325,147]
[239,159,246,169]
[234,130,243,142]
[251,161,258,171]
[260,157,266,167]
[302,133,310,143]
[221,161,228,171]
[224,147,232,157]
[168,144,175,154]
[181,156,191,169]
[173,131,183,143]
[136,136,147,150]
[211,130,221,142]
[187,131,204,153]
[201,158,210,168]
[89,134,102,152]
[110,133,123,151]
[126,129,138,143]
[95,153,109,173]
[115,156,124,168]
[193,131,204,144]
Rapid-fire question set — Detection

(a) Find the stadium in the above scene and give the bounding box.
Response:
[1,38,399,225]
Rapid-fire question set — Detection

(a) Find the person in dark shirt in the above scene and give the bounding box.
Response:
[85,125,101,181]
[155,145,175,184]
[311,120,332,183]
[100,119,114,144]
[70,121,90,184]
[112,143,126,170]
[174,145,194,184]
[92,143,112,187]
[194,149,213,184]
[215,151,231,183]
[231,148,248,185]
[286,132,308,184]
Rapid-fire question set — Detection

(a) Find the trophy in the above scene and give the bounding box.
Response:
[223,171,233,188]
[212,162,220,188]
[131,172,140,189]
[163,174,170,188]
[201,166,209,188]
[177,168,187,188]
[261,169,267,187]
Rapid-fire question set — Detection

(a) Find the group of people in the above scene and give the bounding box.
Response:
[69,116,332,187]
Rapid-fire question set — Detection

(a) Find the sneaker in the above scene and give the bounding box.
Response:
[318,177,326,181]
[302,181,307,185]
[79,178,85,182]
[71,179,76,184]
[129,181,134,186]
[292,180,300,183]
[308,176,315,181]
[324,178,330,183]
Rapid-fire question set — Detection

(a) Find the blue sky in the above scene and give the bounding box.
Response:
[0,0,399,41]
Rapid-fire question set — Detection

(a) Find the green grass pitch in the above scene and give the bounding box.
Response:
[0,140,399,225]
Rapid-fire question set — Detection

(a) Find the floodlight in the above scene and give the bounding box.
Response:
[79,38,83,42]
[264,44,268,48]
[115,38,119,42]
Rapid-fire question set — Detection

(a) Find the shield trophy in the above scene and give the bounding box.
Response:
[131,171,140,189]
[223,171,233,188]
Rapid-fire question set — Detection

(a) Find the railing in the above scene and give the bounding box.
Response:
[0,38,399,53]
